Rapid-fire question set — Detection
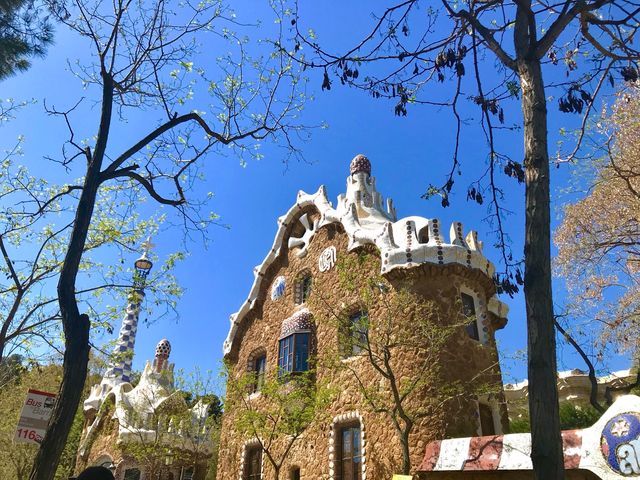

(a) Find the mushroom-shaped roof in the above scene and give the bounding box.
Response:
[155,338,171,358]
[350,154,371,176]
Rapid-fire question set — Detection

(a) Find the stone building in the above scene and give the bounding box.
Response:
[504,368,637,421]
[217,155,510,479]
[75,245,214,480]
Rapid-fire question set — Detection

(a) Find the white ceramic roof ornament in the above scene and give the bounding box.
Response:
[79,340,214,461]
[222,154,509,356]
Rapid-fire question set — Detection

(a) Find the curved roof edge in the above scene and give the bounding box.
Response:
[223,178,510,357]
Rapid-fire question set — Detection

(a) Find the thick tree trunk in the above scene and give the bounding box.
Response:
[29,313,90,480]
[29,73,113,480]
[519,58,564,479]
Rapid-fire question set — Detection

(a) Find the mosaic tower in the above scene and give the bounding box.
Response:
[100,238,154,389]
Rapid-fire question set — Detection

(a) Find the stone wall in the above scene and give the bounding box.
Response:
[217,210,507,479]
[75,400,123,474]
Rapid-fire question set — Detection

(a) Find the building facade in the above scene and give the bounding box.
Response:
[217,155,510,479]
[75,247,214,480]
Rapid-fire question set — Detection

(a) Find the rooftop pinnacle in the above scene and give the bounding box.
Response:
[350,154,371,176]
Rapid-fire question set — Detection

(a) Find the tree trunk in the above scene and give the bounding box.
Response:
[400,426,411,475]
[0,330,7,363]
[29,72,113,480]
[518,58,564,479]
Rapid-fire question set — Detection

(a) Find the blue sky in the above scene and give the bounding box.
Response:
[1,1,630,388]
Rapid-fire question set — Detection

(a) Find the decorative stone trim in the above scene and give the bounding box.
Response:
[487,296,509,320]
[328,411,366,480]
[288,213,319,258]
[246,347,267,373]
[239,438,263,480]
[350,154,371,176]
[223,167,507,357]
[318,245,337,272]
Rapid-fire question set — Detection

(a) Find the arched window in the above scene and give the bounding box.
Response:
[180,466,194,480]
[253,354,266,393]
[476,400,501,436]
[330,412,366,480]
[338,424,362,480]
[278,332,310,376]
[247,348,267,394]
[417,225,429,244]
[340,310,369,358]
[478,403,495,435]
[278,311,314,377]
[290,466,301,480]
[244,445,262,480]
[295,271,313,304]
[461,292,479,341]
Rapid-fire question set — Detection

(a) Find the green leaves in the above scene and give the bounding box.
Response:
[0,159,186,361]
[225,363,335,472]
[179,61,194,72]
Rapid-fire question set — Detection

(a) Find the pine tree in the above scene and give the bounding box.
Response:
[0,0,55,79]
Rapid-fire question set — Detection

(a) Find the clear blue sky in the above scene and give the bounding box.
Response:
[1,1,630,387]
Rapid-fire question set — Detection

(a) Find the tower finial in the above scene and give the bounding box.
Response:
[350,154,371,176]
[141,236,155,255]
[154,338,172,372]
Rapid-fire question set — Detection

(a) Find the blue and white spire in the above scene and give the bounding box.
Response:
[101,237,154,388]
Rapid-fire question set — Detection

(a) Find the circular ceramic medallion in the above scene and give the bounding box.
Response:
[318,246,337,272]
[600,412,640,475]
[271,276,286,301]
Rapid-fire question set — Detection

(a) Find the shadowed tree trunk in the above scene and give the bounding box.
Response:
[519,55,563,478]
[29,72,114,480]
[399,422,412,475]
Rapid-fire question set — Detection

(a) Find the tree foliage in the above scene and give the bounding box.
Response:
[0,164,181,363]
[0,361,93,480]
[510,402,603,433]
[0,0,58,79]
[6,0,309,476]
[118,368,222,480]
[556,87,640,358]
[224,366,334,480]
